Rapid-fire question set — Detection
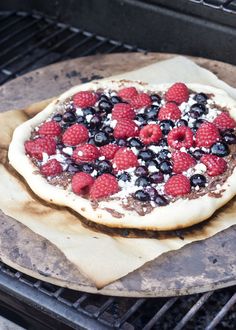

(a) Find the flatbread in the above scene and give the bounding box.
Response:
[8,80,236,231]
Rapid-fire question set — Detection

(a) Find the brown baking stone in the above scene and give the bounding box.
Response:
[1,53,236,297]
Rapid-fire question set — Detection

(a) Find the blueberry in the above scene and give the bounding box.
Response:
[133,190,150,202]
[189,103,207,118]
[89,114,102,129]
[88,137,96,145]
[192,119,205,130]
[138,149,155,162]
[149,171,164,183]
[154,194,169,206]
[135,176,150,187]
[150,94,161,104]
[135,166,149,177]
[76,115,86,124]
[103,126,114,135]
[52,114,62,122]
[111,96,122,104]
[159,120,174,135]
[191,149,206,160]
[98,100,113,113]
[222,132,236,145]
[116,139,127,147]
[94,132,110,146]
[62,111,76,123]
[67,163,81,173]
[176,119,188,127]
[210,142,229,157]
[83,107,95,116]
[118,172,131,182]
[80,163,94,173]
[158,138,168,147]
[135,114,147,125]
[145,159,159,170]
[97,160,113,174]
[157,149,170,162]
[57,143,65,150]
[193,93,208,104]
[99,94,109,102]
[190,174,206,187]
[144,105,159,120]
[159,161,172,174]
[145,186,158,200]
[128,137,144,149]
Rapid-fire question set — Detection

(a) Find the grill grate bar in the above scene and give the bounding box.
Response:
[0,12,16,23]
[105,43,123,54]
[76,39,109,57]
[56,35,94,61]
[174,292,213,330]
[206,292,236,330]
[93,297,115,319]
[73,293,89,308]
[143,297,178,330]
[0,14,27,34]
[114,299,146,328]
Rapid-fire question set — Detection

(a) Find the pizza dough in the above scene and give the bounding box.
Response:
[8,80,236,230]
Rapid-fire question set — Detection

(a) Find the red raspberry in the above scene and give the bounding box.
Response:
[89,173,119,200]
[73,91,97,108]
[164,174,191,197]
[158,102,181,120]
[72,172,95,195]
[72,144,100,163]
[139,124,162,145]
[165,82,189,104]
[195,122,220,148]
[62,124,89,146]
[213,112,236,131]
[130,93,152,109]
[118,87,138,101]
[172,151,196,174]
[113,119,139,139]
[112,103,135,120]
[38,121,61,137]
[40,159,62,176]
[100,144,120,160]
[200,154,227,176]
[24,137,56,160]
[167,126,194,149]
[113,148,138,170]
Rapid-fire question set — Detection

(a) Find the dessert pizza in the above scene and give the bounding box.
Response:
[8,80,236,230]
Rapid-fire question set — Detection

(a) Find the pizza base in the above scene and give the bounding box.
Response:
[8,80,236,231]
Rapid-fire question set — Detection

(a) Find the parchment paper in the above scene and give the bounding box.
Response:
[1,56,236,289]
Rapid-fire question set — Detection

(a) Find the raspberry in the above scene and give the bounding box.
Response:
[62,124,89,146]
[72,144,100,163]
[40,159,62,176]
[89,173,119,200]
[113,148,138,170]
[167,126,194,149]
[73,91,97,108]
[72,172,95,195]
[100,144,120,160]
[139,124,162,145]
[172,151,196,174]
[213,112,236,131]
[164,174,191,197]
[165,82,189,104]
[112,103,135,120]
[201,154,227,176]
[113,119,139,139]
[24,137,56,160]
[130,93,152,109]
[38,121,61,137]
[158,102,181,120]
[118,87,138,101]
[196,122,220,148]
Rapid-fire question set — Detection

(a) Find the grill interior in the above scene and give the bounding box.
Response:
[0,2,236,329]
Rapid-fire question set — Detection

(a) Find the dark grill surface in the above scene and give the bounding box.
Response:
[0,7,236,330]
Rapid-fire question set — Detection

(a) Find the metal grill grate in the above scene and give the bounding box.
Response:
[190,0,236,12]
[0,9,236,330]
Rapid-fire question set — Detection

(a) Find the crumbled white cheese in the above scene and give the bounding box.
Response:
[76,108,83,116]
[62,147,73,156]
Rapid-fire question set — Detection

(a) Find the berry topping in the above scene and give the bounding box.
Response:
[117,172,131,182]
[135,176,150,187]
[159,160,172,174]
[110,96,122,104]
[213,112,236,131]
[149,171,164,183]
[190,174,206,187]
[113,119,139,139]
[25,137,56,160]
[62,111,76,123]
[40,159,63,176]
[38,121,61,137]
[133,190,150,202]
[222,132,236,144]
[210,142,229,157]
[158,103,181,120]
[201,154,227,176]
[118,87,138,101]
[135,166,149,177]
[128,137,144,149]
[150,94,161,103]
[73,91,97,108]
[138,149,155,162]
[165,174,191,197]
[159,120,175,135]
[52,114,62,122]
[172,151,196,174]
[72,172,95,195]
[113,148,138,170]
[193,93,208,104]
[72,144,100,163]
[97,160,113,175]
[94,132,110,146]
[167,126,194,149]
[62,124,89,146]
[100,144,120,160]
[145,105,159,119]
[98,100,113,113]
[154,194,169,206]
[165,82,189,104]
[176,119,188,127]
[195,122,220,148]
[190,149,206,160]
[139,124,162,145]
[112,103,135,120]
[80,163,95,173]
[89,173,119,199]
[130,93,152,109]
[189,103,208,118]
